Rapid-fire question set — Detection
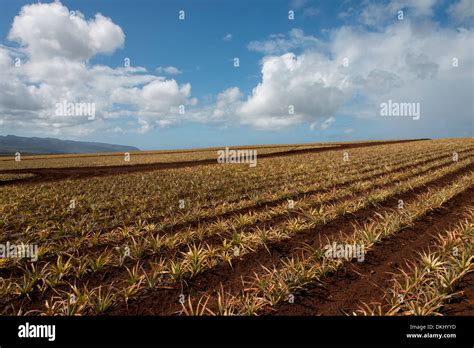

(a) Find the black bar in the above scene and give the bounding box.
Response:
[0,316,472,346]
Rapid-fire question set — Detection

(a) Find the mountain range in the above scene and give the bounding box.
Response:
[0,135,140,155]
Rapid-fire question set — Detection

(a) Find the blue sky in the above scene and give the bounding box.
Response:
[0,0,472,150]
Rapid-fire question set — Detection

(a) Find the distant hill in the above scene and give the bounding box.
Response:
[0,135,140,155]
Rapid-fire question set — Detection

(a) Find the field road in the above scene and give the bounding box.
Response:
[0,139,429,186]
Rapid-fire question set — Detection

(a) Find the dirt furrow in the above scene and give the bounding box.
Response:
[106,163,474,315]
[441,272,474,316]
[3,147,465,261]
[3,155,468,316]
[272,187,474,315]
[147,148,473,238]
[0,139,428,186]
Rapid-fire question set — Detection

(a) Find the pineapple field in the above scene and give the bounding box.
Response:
[0,138,472,317]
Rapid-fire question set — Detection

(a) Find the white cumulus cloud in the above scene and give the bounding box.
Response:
[0,1,196,136]
[212,7,473,133]
[8,2,124,62]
